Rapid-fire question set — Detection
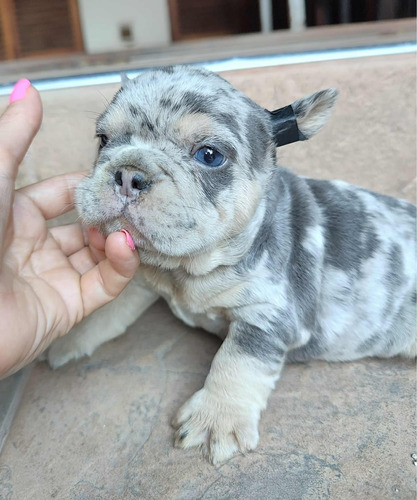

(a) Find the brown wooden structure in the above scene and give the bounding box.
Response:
[0,0,83,60]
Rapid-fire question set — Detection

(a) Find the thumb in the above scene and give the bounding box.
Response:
[80,231,140,318]
[0,81,42,258]
[0,80,43,175]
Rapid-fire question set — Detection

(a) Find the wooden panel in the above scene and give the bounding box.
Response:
[169,0,261,41]
[306,0,416,26]
[14,0,73,56]
[0,0,19,59]
[0,7,4,60]
[0,0,84,60]
[68,0,83,52]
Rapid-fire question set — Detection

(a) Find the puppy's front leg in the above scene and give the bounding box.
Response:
[48,277,158,368]
[173,320,287,464]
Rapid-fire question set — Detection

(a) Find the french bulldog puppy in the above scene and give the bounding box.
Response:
[48,65,416,464]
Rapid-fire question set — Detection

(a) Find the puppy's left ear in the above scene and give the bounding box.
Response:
[270,88,338,147]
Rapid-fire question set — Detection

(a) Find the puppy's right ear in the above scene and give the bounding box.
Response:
[121,72,131,87]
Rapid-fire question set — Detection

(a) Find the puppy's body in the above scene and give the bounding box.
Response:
[138,167,416,362]
[49,66,416,463]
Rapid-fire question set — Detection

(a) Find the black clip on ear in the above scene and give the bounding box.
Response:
[270,105,307,147]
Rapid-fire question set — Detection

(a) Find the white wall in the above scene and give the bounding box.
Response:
[77,0,171,54]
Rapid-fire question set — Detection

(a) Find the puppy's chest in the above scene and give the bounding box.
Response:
[139,265,246,336]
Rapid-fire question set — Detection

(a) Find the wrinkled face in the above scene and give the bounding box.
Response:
[76,66,275,257]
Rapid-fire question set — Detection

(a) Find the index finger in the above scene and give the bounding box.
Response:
[17,170,88,220]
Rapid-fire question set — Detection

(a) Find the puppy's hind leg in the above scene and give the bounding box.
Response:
[47,277,158,369]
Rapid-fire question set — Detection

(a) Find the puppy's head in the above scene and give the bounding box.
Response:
[77,66,336,259]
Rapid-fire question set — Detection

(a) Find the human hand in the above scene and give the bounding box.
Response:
[0,80,140,378]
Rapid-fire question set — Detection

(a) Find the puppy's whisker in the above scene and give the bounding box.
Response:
[96,89,111,107]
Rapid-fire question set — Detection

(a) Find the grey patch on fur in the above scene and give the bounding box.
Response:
[198,164,235,205]
[382,244,404,320]
[356,333,383,354]
[160,97,172,108]
[282,169,322,328]
[245,112,272,172]
[180,91,212,116]
[129,105,140,118]
[364,189,417,219]
[287,333,326,362]
[307,179,380,273]
[142,115,155,133]
[175,218,197,230]
[234,321,287,364]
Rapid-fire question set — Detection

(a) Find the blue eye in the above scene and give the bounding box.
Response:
[194,147,225,167]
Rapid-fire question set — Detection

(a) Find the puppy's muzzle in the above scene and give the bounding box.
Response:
[114,168,152,199]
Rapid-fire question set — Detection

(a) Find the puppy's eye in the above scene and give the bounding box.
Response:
[194,147,225,167]
[97,134,109,148]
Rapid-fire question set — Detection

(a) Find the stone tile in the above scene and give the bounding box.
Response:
[0,301,415,499]
[0,368,32,453]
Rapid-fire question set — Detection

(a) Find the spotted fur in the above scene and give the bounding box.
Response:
[48,65,416,463]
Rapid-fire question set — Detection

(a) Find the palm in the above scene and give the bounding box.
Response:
[1,182,139,378]
[2,192,85,368]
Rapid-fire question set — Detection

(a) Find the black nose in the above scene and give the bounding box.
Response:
[114,170,150,198]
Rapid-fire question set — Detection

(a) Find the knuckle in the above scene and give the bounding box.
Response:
[0,147,18,173]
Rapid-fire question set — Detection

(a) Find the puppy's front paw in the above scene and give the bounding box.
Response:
[172,388,260,464]
[47,334,90,369]
[47,322,97,369]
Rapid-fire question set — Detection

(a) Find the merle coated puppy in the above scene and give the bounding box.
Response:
[48,65,416,464]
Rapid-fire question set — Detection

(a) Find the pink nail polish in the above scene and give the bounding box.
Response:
[9,79,31,103]
[121,229,136,250]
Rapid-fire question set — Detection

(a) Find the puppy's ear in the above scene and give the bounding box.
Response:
[121,72,131,87]
[270,88,338,147]
[292,88,338,139]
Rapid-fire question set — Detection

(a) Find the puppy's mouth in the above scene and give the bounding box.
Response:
[100,218,151,251]
[121,221,151,250]
[87,199,151,250]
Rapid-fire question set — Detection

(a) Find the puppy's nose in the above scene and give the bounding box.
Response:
[114,170,150,198]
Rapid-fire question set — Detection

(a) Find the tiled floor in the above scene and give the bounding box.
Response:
[0,50,415,499]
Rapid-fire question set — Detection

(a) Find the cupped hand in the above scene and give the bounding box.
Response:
[0,81,139,378]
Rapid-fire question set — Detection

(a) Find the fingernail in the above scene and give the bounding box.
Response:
[121,229,136,250]
[9,79,31,103]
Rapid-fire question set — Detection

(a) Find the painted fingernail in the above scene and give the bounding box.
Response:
[9,79,31,103]
[121,229,136,250]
